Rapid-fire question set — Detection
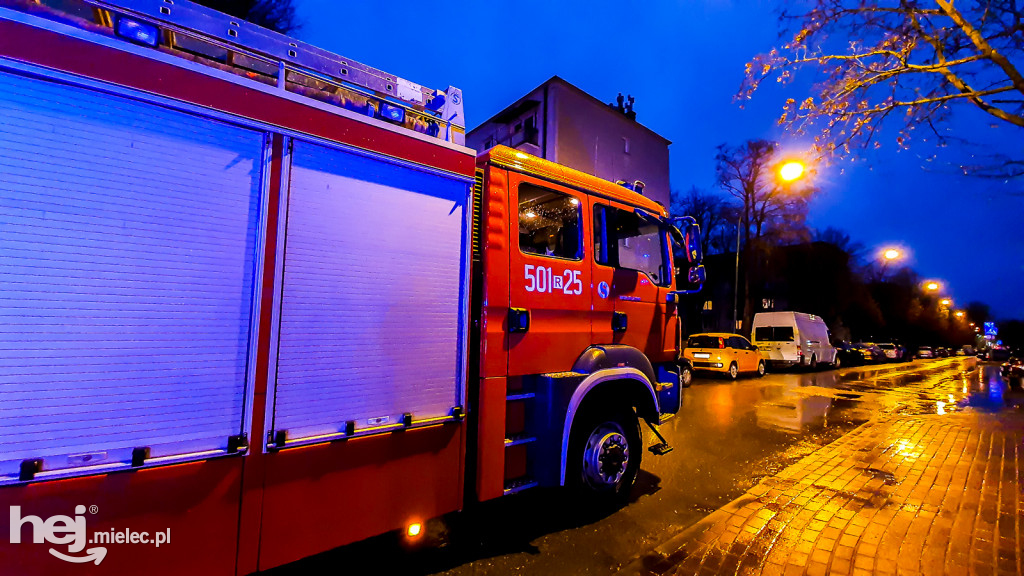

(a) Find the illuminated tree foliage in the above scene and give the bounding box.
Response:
[742,1,1024,178]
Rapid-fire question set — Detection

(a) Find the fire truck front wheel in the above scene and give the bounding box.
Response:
[567,404,641,504]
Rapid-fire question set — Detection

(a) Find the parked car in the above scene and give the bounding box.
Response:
[936,347,950,358]
[895,343,910,361]
[916,346,935,359]
[834,341,866,367]
[751,312,838,369]
[961,345,976,356]
[854,342,886,363]
[876,343,900,361]
[1001,357,1023,388]
[683,333,766,380]
[983,347,1012,362]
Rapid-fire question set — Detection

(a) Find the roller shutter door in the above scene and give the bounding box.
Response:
[272,140,469,442]
[0,71,265,481]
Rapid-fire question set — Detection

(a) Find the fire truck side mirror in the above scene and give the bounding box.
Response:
[668,217,705,296]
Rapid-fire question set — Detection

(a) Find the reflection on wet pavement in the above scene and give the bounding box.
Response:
[620,358,1024,576]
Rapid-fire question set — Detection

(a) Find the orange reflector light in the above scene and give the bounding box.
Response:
[407,523,422,538]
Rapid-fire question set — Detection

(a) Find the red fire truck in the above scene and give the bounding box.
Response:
[0,0,705,573]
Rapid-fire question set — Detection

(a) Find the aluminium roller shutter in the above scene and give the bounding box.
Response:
[0,71,264,481]
[271,139,469,442]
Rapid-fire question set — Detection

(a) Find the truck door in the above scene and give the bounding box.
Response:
[507,173,592,375]
[592,202,672,362]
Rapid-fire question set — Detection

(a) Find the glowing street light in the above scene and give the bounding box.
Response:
[779,161,805,182]
[940,298,951,307]
[925,281,941,292]
[955,310,965,318]
[883,248,901,261]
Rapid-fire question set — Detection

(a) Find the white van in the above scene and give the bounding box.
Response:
[751,312,838,369]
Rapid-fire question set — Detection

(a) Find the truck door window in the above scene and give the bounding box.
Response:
[610,208,667,285]
[518,183,582,260]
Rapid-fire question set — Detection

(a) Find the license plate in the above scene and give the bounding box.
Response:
[694,352,711,359]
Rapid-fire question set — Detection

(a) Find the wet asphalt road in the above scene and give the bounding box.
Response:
[272,357,1018,575]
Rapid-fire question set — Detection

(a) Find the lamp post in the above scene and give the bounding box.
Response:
[732,159,806,332]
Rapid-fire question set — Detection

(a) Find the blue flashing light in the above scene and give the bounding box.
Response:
[115,17,160,47]
[379,102,405,124]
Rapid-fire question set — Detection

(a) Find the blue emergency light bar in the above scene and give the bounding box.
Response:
[115,16,159,47]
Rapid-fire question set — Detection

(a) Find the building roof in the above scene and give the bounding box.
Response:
[470,76,672,145]
[479,145,667,216]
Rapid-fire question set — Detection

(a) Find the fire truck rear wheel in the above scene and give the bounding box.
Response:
[568,405,641,505]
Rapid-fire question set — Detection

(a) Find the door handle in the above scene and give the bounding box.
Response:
[508,308,530,333]
[612,312,628,332]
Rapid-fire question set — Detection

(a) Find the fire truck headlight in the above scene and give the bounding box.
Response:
[115,17,160,47]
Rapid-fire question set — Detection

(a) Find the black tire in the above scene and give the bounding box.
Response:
[727,362,739,380]
[833,354,841,369]
[567,405,641,505]
[679,363,694,388]
[808,355,818,370]
[756,361,766,377]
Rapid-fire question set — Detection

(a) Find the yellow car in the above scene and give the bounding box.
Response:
[682,333,766,380]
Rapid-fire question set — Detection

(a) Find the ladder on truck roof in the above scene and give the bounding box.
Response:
[2,0,466,145]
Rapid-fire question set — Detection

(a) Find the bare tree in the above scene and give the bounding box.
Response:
[716,139,814,331]
[814,226,867,261]
[670,186,735,255]
[715,140,814,249]
[741,1,1024,177]
[194,0,300,34]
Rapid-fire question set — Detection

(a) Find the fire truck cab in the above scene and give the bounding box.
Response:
[473,146,704,499]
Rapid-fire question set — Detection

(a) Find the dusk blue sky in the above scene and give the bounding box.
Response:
[294,0,1023,319]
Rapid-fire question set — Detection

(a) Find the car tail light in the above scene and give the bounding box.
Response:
[797,345,803,357]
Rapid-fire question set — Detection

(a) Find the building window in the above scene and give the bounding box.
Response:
[524,116,539,145]
[518,183,582,260]
[623,137,631,154]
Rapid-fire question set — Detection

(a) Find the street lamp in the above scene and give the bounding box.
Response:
[924,281,940,292]
[733,159,807,331]
[878,247,903,279]
[779,161,805,182]
[940,298,951,307]
[955,310,965,318]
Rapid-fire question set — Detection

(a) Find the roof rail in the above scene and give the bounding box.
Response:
[4,0,466,144]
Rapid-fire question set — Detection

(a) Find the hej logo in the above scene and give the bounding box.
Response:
[10,505,106,565]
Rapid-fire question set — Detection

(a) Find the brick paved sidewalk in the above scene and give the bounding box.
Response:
[621,413,1024,576]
